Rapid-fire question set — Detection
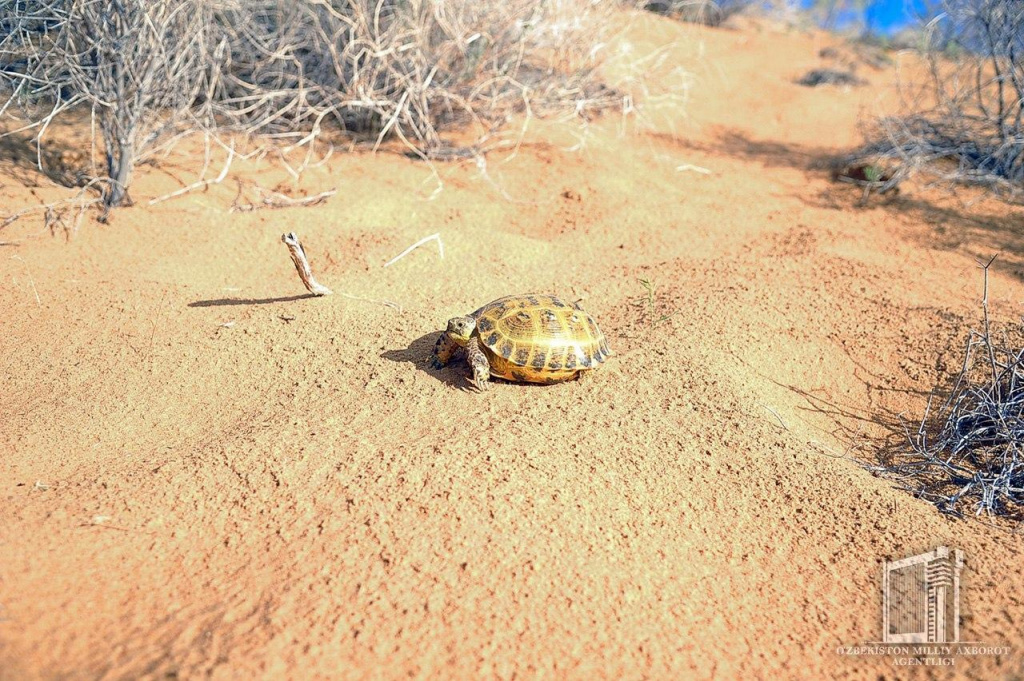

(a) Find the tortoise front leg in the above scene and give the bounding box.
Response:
[466,337,491,391]
[430,331,459,369]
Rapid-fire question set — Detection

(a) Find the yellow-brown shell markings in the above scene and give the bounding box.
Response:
[471,294,610,383]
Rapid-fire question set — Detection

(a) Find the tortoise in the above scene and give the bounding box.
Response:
[430,293,611,390]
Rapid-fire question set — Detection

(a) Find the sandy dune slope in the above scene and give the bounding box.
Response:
[2,13,1023,680]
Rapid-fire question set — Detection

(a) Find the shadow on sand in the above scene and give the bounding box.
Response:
[382,331,537,391]
[189,294,314,308]
[0,132,94,189]
[381,330,469,389]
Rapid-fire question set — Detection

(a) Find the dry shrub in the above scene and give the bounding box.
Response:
[847,0,1024,200]
[0,0,218,209]
[211,0,627,151]
[1,0,658,218]
[873,260,1024,522]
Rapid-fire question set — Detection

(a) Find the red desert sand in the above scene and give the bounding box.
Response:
[2,13,1023,681]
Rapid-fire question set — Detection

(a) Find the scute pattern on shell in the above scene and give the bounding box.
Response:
[470,294,610,383]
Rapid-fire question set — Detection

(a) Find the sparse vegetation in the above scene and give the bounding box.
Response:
[0,0,218,212]
[1,0,653,221]
[208,0,626,148]
[637,277,676,328]
[797,68,864,87]
[807,0,873,32]
[831,159,900,200]
[846,0,1024,200]
[819,42,893,71]
[640,0,753,27]
[872,257,1024,522]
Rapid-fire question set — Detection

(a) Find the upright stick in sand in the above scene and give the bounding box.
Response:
[281,232,333,296]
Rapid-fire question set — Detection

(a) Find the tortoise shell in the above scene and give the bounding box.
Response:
[472,294,611,384]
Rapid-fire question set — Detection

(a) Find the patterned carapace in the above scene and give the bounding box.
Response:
[431,293,611,388]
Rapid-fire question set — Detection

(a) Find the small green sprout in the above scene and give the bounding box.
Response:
[637,278,676,328]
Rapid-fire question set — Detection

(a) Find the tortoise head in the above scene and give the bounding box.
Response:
[446,316,477,346]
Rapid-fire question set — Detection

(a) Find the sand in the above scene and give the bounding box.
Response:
[2,12,1023,680]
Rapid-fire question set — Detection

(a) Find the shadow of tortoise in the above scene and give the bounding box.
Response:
[381,330,469,389]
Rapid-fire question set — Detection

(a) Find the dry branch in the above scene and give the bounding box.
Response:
[281,232,332,296]
[0,181,105,236]
[148,145,236,206]
[232,186,336,213]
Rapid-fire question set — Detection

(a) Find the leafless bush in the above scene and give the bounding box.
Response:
[2,0,648,220]
[0,0,218,210]
[209,0,627,153]
[847,0,1024,200]
[871,259,1024,522]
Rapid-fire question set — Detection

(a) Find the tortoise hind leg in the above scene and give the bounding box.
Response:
[466,337,491,391]
[431,331,458,369]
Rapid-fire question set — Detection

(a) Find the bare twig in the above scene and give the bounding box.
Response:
[10,255,41,307]
[281,232,332,296]
[979,254,1000,394]
[760,404,790,431]
[0,181,104,236]
[148,144,235,205]
[383,233,445,268]
[232,187,336,213]
[279,233,403,310]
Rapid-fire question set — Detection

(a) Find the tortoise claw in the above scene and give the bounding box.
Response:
[429,358,444,371]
